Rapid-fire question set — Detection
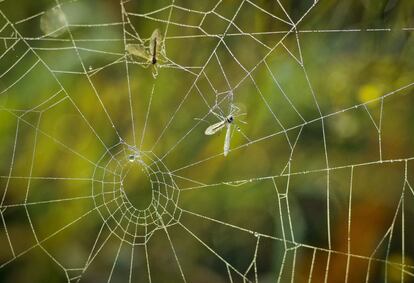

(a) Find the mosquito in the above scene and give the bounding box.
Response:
[204,105,246,157]
[125,29,165,77]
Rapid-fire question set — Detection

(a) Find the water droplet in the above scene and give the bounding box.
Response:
[254,232,259,237]
[88,65,92,71]
[128,155,136,162]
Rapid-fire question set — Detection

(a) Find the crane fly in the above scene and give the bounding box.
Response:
[204,105,245,157]
[125,29,164,76]
[149,29,162,64]
[151,39,157,64]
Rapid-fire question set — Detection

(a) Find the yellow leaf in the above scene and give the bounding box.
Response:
[357,84,381,104]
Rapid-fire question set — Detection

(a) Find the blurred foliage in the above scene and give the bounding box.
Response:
[1,0,414,282]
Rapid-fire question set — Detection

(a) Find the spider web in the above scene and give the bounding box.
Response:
[1,0,414,282]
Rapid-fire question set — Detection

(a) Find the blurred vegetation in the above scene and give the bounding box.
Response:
[1,0,414,282]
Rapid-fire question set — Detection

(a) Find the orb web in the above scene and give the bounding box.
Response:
[0,0,414,282]
[91,142,181,245]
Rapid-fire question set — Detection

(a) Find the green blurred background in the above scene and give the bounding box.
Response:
[1,0,414,282]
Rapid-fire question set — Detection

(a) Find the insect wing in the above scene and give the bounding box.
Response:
[149,29,163,56]
[223,123,231,156]
[126,44,151,60]
[204,120,225,135]
[40,6,67,37]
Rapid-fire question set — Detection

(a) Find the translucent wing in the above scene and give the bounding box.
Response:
[205,120,226,135]
[223,123,231,156]
[126,44,151,60]
[149,29,163,56]
[40,6,67,37]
